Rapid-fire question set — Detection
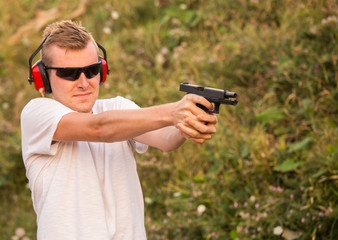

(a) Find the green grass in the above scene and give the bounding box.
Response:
[0,0,337,239]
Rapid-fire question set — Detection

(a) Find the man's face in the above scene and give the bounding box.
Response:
[47,42,100,113]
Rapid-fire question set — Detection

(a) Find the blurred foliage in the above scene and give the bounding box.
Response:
[0,0,337,239]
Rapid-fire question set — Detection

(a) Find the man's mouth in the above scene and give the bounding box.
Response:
[74,92,91,98]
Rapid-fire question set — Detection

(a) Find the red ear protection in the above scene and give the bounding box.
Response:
[28,36,110,95]
[96,42,109,86]
[31,59,52,94]
[99,56,108,85]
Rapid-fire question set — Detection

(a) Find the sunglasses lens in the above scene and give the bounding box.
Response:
[83,64,101,79]
[50,62,102,81]
[56,69,80,81]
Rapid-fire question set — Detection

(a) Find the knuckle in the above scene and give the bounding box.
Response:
[191,132,199,138]
[186,94,194,101]
[195,95,202,102]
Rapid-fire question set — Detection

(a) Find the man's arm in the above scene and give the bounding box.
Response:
[53,94,217,145]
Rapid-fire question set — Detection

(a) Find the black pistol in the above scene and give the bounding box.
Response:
[179,82,238,114]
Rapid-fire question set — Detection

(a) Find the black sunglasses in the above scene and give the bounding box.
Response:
[45,62,102,81]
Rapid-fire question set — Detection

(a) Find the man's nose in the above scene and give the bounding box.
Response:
[77,73,90,89]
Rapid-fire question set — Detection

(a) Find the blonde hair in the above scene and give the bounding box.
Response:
[41,20,98,65]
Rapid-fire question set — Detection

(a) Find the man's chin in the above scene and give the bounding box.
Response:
[74,105,93,113]
[69,101,95,113]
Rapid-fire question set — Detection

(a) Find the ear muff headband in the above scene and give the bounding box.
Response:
[28,35,110,94]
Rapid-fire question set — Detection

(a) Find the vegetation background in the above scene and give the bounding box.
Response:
[0,0,337,239]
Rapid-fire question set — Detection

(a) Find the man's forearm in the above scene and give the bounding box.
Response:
[133,126,186,152]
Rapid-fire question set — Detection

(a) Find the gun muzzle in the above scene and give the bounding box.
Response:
[225,91,237,98]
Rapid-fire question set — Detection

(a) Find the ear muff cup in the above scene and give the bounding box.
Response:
[31,60,52,94]
[99,56,108,85]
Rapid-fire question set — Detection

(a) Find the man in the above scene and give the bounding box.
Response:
[21,20,217,240]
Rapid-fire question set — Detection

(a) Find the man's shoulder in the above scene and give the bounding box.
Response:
[21,97,72,120]
[23,97,59,109]
[22,98,52,114]
[25,97,51,104]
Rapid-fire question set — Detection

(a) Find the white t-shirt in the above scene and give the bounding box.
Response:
[21,97,148,240]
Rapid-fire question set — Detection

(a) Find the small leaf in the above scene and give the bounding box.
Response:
[193,175,204,183]
[183,10,200,27]
[208,161,220,173]
[326,144,337,154]
[274,158,304,172]
[240,142,250,159]
[312,168,328,179]
[230,229,238,239]
[288,137,314,153]
[159,15,170,27]
[255,106,285,125]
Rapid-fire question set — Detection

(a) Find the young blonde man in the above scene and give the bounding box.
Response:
[21,20,217,240]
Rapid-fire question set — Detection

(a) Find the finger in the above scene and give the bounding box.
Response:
[185,94,214,113]
[185,117,217,134]
[197,113,218,124]
[179,131,209,144]
[177,123,212,140]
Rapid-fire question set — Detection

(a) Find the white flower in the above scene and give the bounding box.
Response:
[160,47,169,55]
[2,102,9,110]
[103,27,111,35]
[179,4,187,10]
[173,192,181,197]
[197,204,206,214]
[155,53,165,66]
[111,11,119,20]
[15,228,25,237]
[273,226,283,235]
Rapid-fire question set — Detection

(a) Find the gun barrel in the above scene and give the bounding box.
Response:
[225,91,237,98]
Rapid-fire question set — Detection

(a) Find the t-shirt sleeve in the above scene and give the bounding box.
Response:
[21,98,74,159]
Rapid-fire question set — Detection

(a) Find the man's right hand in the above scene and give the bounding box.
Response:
[172,94,218,143]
